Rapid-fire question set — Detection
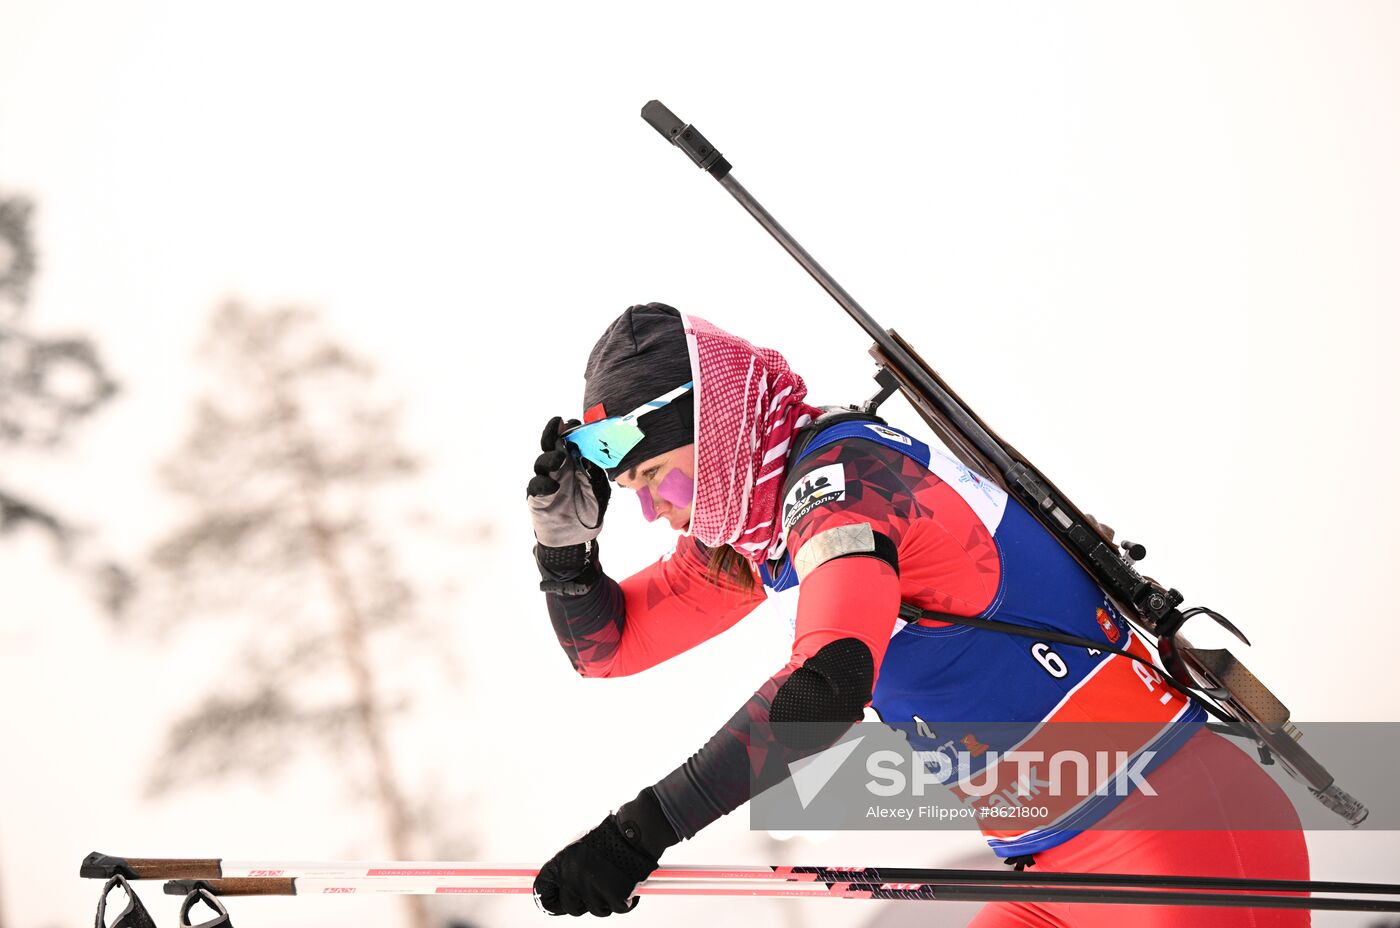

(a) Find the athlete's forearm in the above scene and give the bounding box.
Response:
[536,539,629,677]
[539,537,763,679]
[651,554,900,838]
[650,664,803,838]
[544,578,629,677]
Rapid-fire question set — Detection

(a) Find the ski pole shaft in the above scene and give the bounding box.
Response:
[162,876,1400,913]
[83,854,1400,898]
[161,877,874,898]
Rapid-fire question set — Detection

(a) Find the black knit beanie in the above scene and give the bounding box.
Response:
[582,303,695,479]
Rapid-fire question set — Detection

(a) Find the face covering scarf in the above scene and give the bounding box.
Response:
[682,313,821,565]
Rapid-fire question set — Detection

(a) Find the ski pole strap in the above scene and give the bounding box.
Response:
[95,876,158,928]
[179,887,233,928]
[895,603,1241,730]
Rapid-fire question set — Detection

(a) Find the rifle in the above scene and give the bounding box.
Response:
[639,100,1366,827]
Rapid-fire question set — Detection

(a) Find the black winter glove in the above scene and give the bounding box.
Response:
[534,789,678,917]
[527,416,611,548]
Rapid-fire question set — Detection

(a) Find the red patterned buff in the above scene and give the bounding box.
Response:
[682,313,821,564]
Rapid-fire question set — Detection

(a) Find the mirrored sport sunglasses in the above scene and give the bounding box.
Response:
[563,381,694,471]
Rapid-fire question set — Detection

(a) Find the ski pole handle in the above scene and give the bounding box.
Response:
[81,851,223,880]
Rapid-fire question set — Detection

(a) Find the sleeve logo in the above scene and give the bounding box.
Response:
[782,463,847,530]
[865,423,913,445]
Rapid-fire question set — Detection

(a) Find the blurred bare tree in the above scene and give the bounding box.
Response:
[0,192,126,612]
[143,302,469,928]
[0,191,122,928]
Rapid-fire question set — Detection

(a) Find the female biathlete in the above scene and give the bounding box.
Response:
[525,303,1309,925]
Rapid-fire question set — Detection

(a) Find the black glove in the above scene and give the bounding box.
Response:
[534,789,678,917]
[527,416,611,548]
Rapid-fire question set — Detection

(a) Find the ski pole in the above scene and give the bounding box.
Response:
[82,852,1400,899]
[158,875,1400,914]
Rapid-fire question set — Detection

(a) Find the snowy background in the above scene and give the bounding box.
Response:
[1,2,1397,927]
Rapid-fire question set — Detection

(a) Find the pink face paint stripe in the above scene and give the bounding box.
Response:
[637,487,659,522]
[657,468,695,508]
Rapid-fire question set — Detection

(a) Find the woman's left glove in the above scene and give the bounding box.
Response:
[528,416,611,548]
[534,788,678,917]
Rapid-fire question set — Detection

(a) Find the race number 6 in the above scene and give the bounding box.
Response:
[1031,642,1068,678]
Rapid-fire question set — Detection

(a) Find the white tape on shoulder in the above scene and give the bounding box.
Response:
[793,522,876,581]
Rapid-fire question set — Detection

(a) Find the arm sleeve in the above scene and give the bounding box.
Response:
[544,534,766,679]
[650,445,908,839]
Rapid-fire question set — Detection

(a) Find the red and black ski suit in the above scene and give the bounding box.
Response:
[544,418,1309,926]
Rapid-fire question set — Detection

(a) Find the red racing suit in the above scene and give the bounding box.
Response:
[543,416,1308,923]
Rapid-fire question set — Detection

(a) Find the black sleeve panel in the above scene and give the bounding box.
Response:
[770,638,875,749]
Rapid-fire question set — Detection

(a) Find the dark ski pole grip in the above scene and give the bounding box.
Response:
[81,851,223,880]
[641,101,732,178]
